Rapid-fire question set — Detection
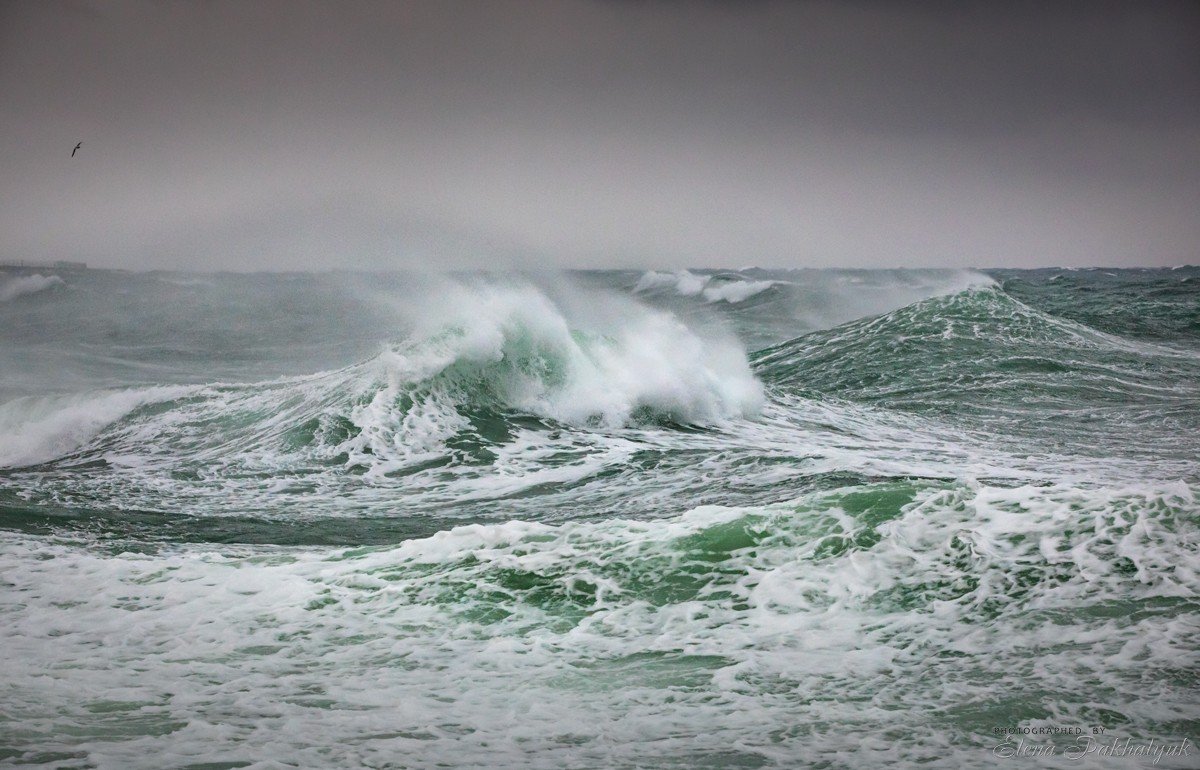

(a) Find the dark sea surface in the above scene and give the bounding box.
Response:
[1,266,1197,768]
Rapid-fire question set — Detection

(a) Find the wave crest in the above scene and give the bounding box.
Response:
[634,270,781,304]
[0,386,196,468]
[0,282,763,473]
[0,273,65,303]
[341,283,762,468]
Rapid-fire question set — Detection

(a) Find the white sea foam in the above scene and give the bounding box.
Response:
[0,272,64,302]
[2,480,1195,768]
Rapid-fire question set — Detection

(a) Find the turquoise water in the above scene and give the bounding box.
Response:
[1,266,1197,768]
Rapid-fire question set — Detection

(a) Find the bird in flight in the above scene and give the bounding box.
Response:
[71,142,82,157]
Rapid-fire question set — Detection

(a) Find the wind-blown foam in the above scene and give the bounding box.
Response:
[0,273,64,302]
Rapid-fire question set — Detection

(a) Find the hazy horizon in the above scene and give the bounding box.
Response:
[2,0,1198,271]
[3,263,1197,276]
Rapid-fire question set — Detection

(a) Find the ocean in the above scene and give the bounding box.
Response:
[1,266,1197,768]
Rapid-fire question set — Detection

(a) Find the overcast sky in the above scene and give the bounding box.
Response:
[1,0,1197,271]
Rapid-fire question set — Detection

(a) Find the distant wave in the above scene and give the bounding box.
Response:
[0,273,64,302]
[156,276,216,288]
[753,284,1200,461]
[634,270,782,303]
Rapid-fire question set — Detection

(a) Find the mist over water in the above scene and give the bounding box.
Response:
[1,266,1198,768]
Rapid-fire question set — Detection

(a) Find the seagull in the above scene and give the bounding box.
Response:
[71,142,82,157]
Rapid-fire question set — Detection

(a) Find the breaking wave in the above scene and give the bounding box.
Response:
[0,281,762,476]
[3,277,1194,524]
[0,273,64,302]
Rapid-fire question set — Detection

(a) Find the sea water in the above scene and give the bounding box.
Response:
[1,266,1197,768]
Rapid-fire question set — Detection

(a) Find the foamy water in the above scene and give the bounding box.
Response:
[1,267,1197,768]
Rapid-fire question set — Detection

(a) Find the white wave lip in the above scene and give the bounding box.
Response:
[369,281,763,425]
[0,386,196,468]
[0,273,64,302]
[330,281,765,477]
[634,269,781,303]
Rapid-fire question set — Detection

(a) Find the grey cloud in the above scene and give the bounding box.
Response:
[1,0,1197,270]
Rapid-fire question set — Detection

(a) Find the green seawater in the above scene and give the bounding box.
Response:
[0,266,1197,768]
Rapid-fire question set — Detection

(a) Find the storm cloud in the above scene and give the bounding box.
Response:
[1,0,1197,270]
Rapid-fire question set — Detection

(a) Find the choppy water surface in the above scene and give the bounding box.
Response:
[1,266,1197,768]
